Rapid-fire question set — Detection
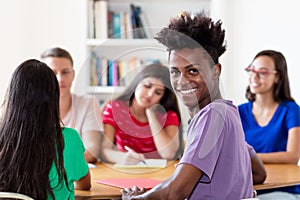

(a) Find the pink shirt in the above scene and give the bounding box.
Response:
[102,100,180,158]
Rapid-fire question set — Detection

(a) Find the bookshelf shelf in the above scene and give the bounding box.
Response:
[86,38,163,47]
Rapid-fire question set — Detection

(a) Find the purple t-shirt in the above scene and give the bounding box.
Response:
[179,99,253,200]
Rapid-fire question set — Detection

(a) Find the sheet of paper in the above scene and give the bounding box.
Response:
[113,159,167,169]
[95,178,162,189]
[88,163,97,168]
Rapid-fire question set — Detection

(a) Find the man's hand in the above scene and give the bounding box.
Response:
[121,186,146,200]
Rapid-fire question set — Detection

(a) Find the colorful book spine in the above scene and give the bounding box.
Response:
[101,58,108,86]
[96,56,102,86]
[90,52,97,86]
[112,12,121,39]
[112,61,119,86]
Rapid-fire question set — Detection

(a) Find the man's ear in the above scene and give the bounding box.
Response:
[213,64,221,79]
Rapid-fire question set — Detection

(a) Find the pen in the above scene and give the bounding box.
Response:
[124,146,148,166]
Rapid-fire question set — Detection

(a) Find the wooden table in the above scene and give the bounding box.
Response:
[254,164,300,190]
[75,161,177,200]
[75,162,300,199]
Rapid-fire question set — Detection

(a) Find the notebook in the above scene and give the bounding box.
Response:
[95,178,162,189]
[113,159,167,169]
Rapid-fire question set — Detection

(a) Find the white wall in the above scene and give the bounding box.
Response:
[211,0,300,105]
[1,0,300,106]
[0,0,86,104]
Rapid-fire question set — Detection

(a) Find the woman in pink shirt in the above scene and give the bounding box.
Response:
[101,63,183,164]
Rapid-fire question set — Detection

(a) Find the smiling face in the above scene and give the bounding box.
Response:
[43,57,74,98]
[169,48,220,111]
[248,55,279,96]
[133,77,165,109]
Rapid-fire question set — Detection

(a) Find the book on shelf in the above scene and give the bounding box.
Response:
[118,60,127,86]
[94,0,108,39]
[108,60,113,86]
[112,12,121,39]
[130,4,147,39]
[132,4,148,38]
[107,11,114,38]
[138,6,153,38]
[129,4,138,39]
[120,11,127,39]
[101,58,108,86]
[96,56,103,86]
[90,52,97,86]
[87,0,95,38]
[125,12,133,39]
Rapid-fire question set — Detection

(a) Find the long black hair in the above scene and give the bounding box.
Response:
[0,59,68,199]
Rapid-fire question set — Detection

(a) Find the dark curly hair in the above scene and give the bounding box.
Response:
[155,12,226,65]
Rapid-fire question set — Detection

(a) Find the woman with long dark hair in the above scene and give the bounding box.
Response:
[0,59,90,199]
[239,50,300,199]
[101,63,183,164]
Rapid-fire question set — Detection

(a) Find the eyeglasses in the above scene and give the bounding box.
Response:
[245,65,277,79]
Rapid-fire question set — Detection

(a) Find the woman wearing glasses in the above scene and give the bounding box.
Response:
[238,50,300,199]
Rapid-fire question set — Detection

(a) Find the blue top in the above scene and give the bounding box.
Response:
[238,100,300,194]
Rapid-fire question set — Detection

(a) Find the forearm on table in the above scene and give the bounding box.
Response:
[148,116,179,159]
[74,170,91,190]
[130,164,201,200]
[258,152,300,164]
[82,130,102,159]
[84,150,98,163]
[251,156,267,184]
[153,131,179,159]
[101,147,127,163]
[130,180,188,200]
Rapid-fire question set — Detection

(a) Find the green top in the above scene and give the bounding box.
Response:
[48,127,89,200]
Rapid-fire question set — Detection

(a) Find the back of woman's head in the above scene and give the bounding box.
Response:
[7,59,60,123]
[246,50,294,102]
[0,59,65,199]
